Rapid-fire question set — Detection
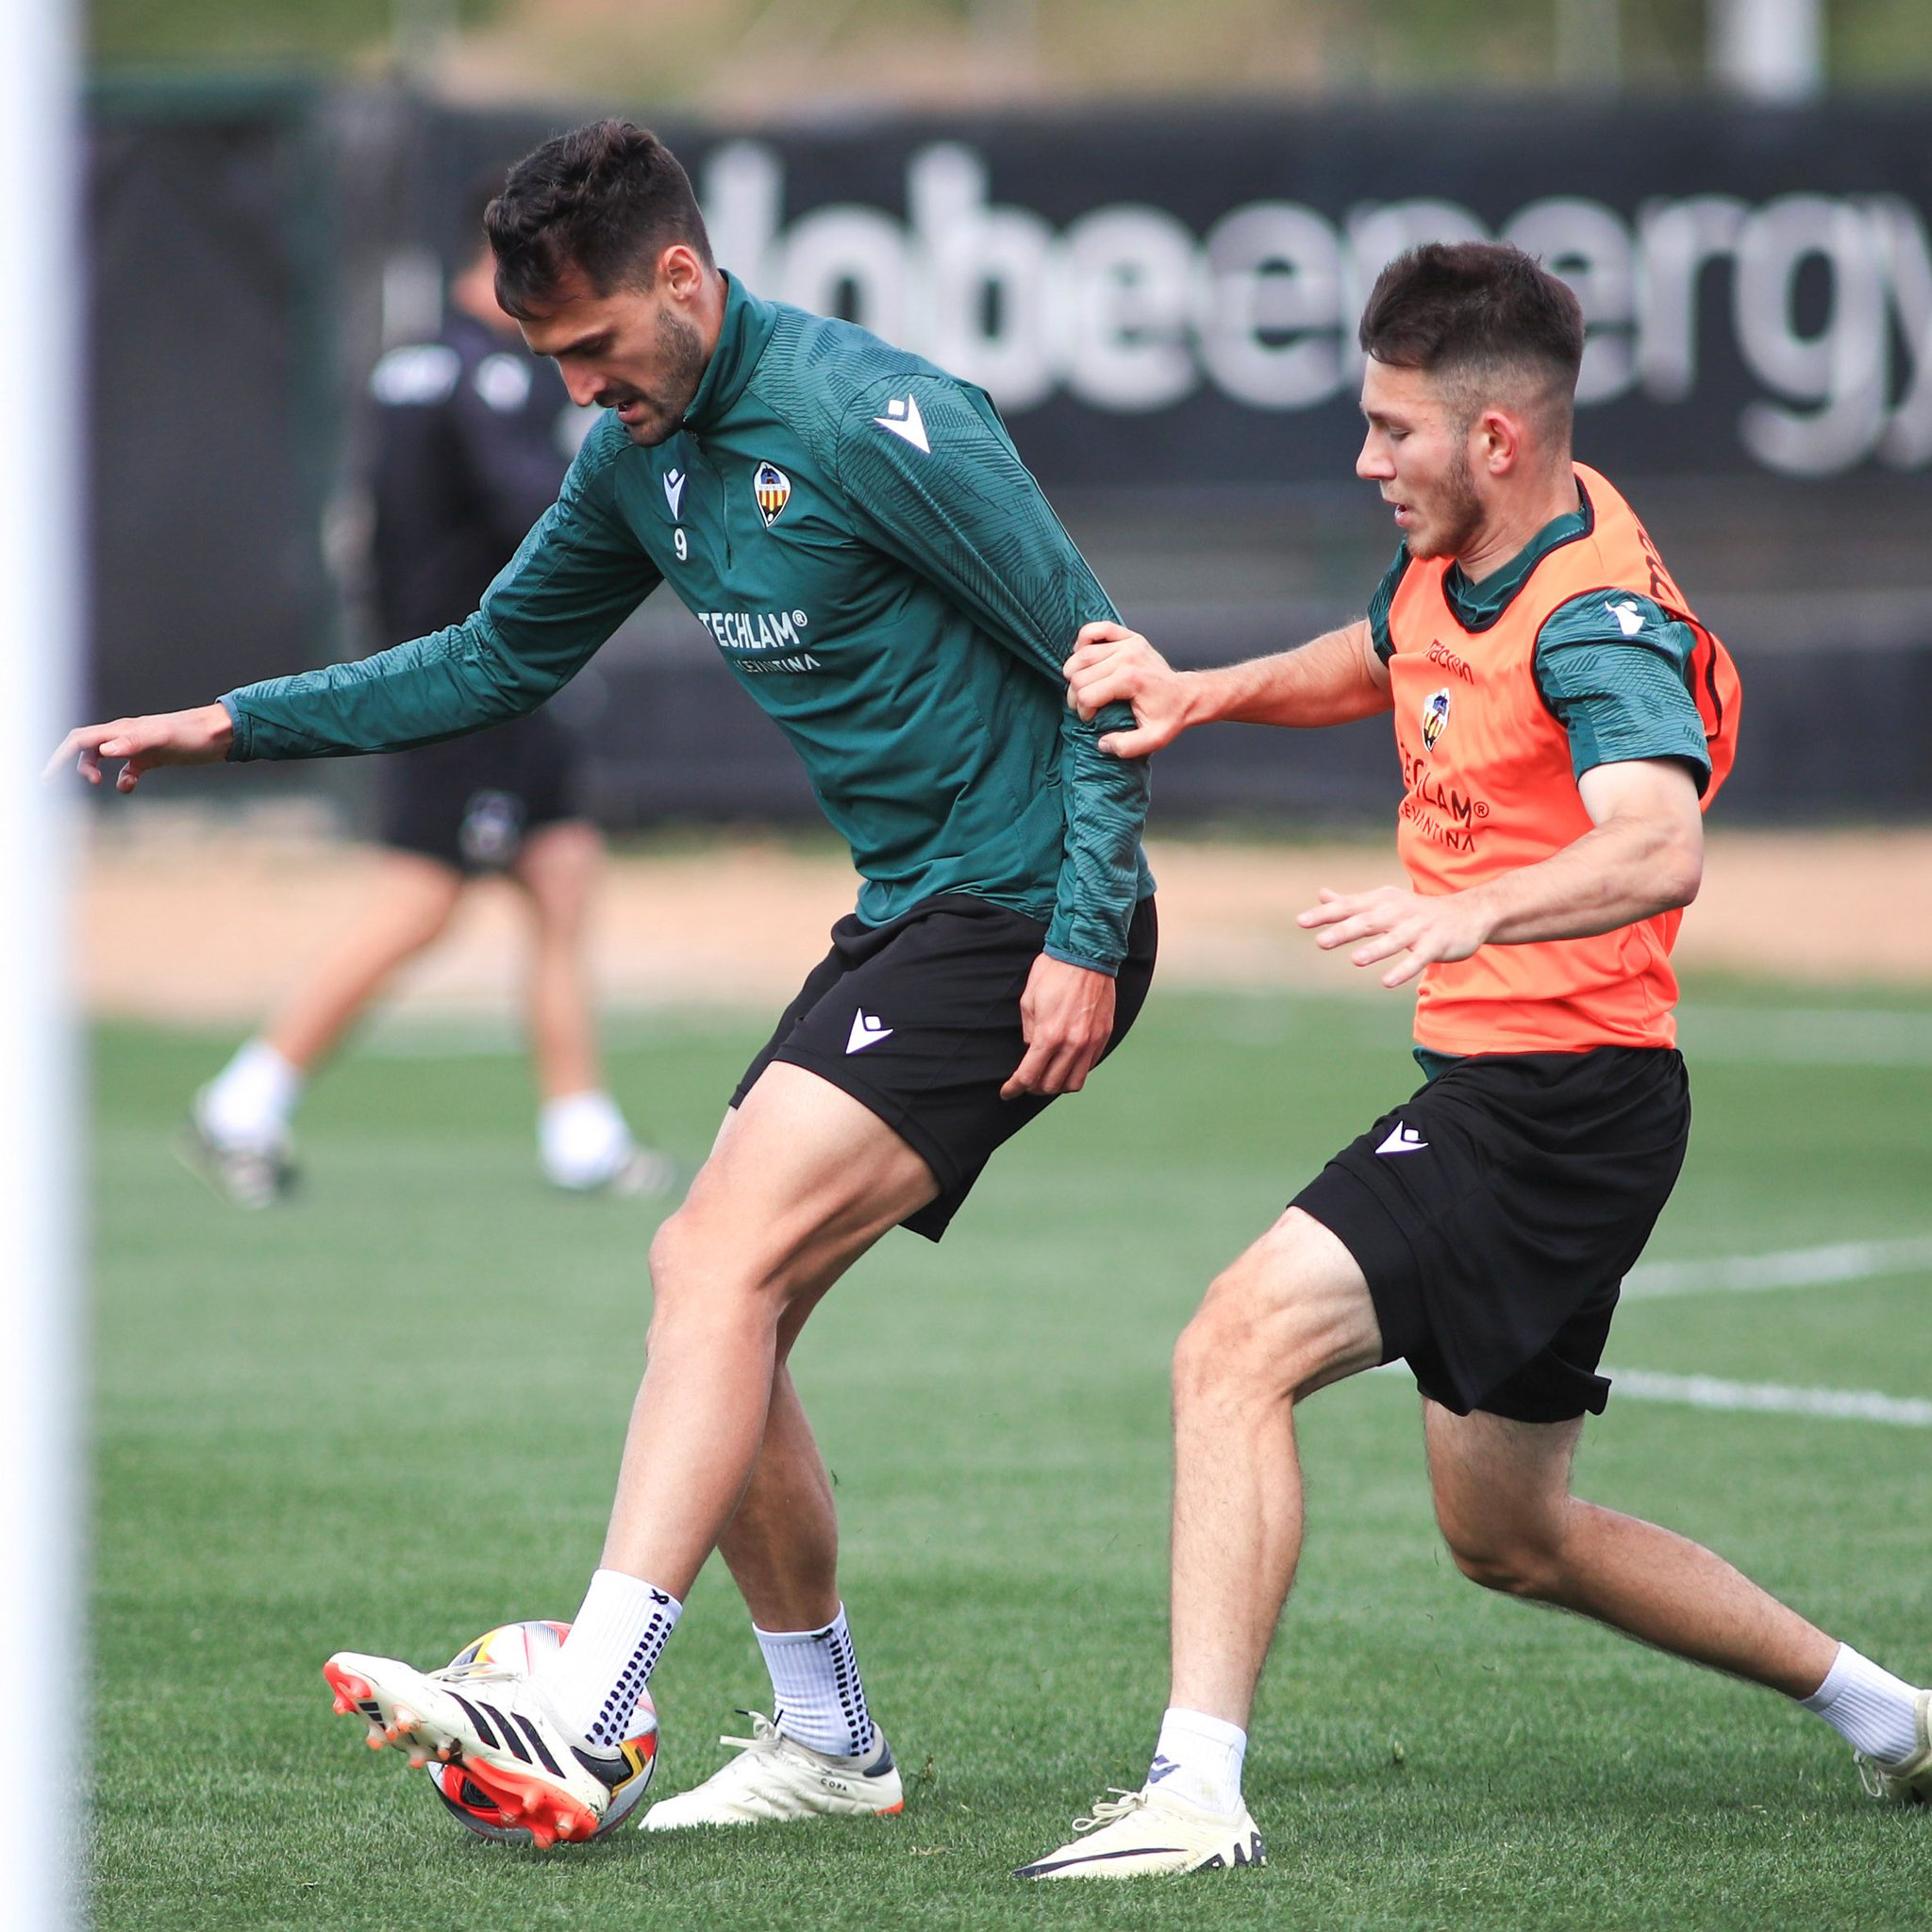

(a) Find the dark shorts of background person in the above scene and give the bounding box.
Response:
[375,708,584,875]
[732,892,1159,1241]
[1291,1046,1690,1424]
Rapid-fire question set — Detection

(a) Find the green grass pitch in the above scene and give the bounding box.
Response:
[89,984,1932,1930]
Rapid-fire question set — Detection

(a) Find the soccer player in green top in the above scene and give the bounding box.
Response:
[53,120,1158,1843]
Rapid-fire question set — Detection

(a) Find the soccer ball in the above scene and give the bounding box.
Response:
[425,1620,658,1843]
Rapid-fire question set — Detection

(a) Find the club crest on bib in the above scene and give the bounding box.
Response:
[753,461,791,527]
[1421,687,1452,754]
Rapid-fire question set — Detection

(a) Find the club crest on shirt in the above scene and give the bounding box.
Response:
[1421,687,1452,754]
[753,461,791,527]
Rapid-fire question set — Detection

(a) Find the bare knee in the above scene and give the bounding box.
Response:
[1172,1260,1326,1411]
[646,1207,731,1314]
[645,1203,801,1341]
[1441,1522,1568,1601]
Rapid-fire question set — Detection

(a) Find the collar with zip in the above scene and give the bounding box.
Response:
[680,273,779,434]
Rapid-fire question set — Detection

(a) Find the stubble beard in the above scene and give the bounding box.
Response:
[615,307,710,446]
[1409,444,1485,561]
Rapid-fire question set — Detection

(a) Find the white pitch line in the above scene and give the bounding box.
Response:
[1600,1368,1932,1429]
[1623,1235,1932,1300]
[1369,1361,1932,1428]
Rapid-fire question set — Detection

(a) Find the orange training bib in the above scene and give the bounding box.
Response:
[1383,463,1740,1057]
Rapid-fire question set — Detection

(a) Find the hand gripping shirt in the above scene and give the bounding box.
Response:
[1367,462,1741,1058]
[224,276,1154,975]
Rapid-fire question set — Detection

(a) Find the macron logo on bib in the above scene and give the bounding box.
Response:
[846,1010,893,1054]
[1375,1123,1429,1156]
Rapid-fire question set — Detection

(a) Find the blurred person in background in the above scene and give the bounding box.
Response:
[185,184,675,1207]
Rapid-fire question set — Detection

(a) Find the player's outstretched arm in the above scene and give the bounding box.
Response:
[226,421,660,765]
[1065,619,1391,758]
[1301,757,1705,989]
[44,703,234,792]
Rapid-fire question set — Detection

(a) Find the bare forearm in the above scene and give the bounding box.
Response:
[1302,761,1707,990]
[1183,623,1391,730]
[1468,809,1702,946]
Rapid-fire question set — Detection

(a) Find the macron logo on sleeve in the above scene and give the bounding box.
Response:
[874,395,929,453]
[846,1011,894,1054]
[1375,1123,1429,1156]
[1607,598,1646,637]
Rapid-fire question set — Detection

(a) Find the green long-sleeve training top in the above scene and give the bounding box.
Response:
[224,275,1155,975]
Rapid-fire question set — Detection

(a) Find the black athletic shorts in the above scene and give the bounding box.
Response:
[375,708,582,875]
[1292,1046,1690,1424]
[732,892,1158,1241]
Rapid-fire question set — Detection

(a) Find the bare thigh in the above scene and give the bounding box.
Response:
[1423,1399,1583,1566]
[509,820,601,937]
[1183,1207,1386,1399]
[657,1060,941,1315]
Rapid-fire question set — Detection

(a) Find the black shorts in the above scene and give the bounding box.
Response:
[375,708,582,875]
[732,892,1158,1241]
[1292,1047,1690,1424]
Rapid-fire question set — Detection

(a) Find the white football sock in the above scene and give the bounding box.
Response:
[1801,1644,1924,1767]
[199,1040,302,1150]
[755,1604,875,1758]
[539,1569,682,1750]
[539,1090,636,1189]
[1148,1706,1247,1815]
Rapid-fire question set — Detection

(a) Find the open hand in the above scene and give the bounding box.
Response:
[44,703,234,792]
[1299,884,1490,990]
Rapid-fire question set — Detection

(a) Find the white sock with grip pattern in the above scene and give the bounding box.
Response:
[540,1569,682,1749]
[755,1605,875,1758]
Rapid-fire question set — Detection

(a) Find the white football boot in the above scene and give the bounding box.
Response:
[1014,1784,1267,1879]
[641,1711,904,1828]
[324,1650,626,1847]
[597,1145,687,1199]
[547,1139,687,1199]
[177,1097,295,1208]
[1857,1687,1932,1804]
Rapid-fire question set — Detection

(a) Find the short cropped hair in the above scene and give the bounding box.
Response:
[1358,242,1584,427]
[486,120,714,320]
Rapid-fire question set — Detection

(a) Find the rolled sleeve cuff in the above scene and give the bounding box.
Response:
[1043,941,1119,978]
[220,694,253,762]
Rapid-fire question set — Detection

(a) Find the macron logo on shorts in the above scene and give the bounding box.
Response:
[1375,1123,1429,1156]
[846,1010,893,1054]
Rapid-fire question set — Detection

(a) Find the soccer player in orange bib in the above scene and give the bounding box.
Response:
[1018,242,1930,1879]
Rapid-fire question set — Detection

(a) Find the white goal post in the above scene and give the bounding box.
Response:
[0,0,82,1920]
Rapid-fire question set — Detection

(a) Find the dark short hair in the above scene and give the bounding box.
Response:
[1358,242,1584,413]
[486,120,714,320]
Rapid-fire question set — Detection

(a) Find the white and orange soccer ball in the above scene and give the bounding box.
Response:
[425,1620,658,1843]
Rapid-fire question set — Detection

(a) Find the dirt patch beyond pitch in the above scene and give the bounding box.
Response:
[76,815,1932,1025]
